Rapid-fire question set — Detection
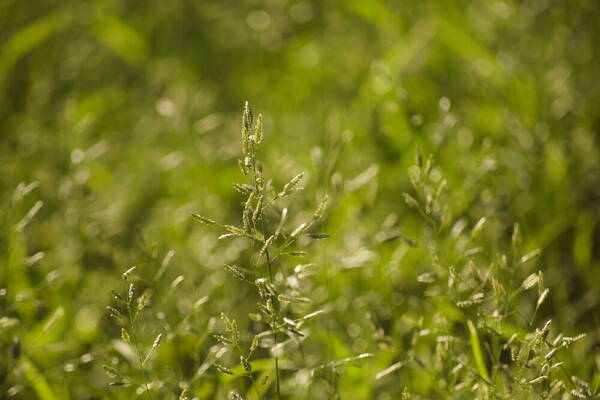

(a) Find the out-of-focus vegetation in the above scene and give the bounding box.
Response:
[1,0,599,399]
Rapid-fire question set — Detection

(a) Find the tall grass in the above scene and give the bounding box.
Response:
[95,104,596,399]
[2,0,600,397]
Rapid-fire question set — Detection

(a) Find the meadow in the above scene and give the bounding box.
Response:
[1,0,599,399]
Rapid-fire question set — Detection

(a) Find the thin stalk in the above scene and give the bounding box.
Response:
[249,374,264,400]
[234,340,263,400]
[128,304,152,400]
[250,139,281,400]
[264,240,281,399]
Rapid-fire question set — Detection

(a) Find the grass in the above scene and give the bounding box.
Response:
[1,0,600,399]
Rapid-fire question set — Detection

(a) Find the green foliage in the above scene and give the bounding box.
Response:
[1,0,600,399]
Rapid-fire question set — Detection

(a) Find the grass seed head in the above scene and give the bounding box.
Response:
[252,195,262,225]
[258,235,274,259]
[240,356,251,372]
[280,173,304,197]
[230,392,245,400]
[215,363,234,375]
[275,207,288,236]
[403,193,420,209]
[254,113,263,144]
[313,194,329,220]
[128,284,135,303]
[122,266,136,280]
[192,214,217,225]
[121,328,131,343]
[512,222,522,251]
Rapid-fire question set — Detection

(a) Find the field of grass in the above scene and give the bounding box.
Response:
[1,0,600,399]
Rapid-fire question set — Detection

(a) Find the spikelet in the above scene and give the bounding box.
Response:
[232,183,250,194]
[279,173,304,197]
[154,250,175,282]
[250,335,260,352]
[107,306,122,320]
[255,164,264,191]
[242,208,251,234]
[376,361,403,380]
[537,270,545,292]
[242,192,255,233]
[245,190,256,208]
[137,289,152,310]
[294,263,317,279]
[552,334,563,347]
[121,328,131,343]
[415,147,422,168]
[288,251,307,257]
[275,208,288,236]
[15,200,43,232]
[248,313,262,322]
[128,284,135,304]
[111,289,124,302]
[511,223,522,252]
[522,272,539,290]
[13,181,39,202]
[299,309,327,321]
[290,223,307,238]
[490,277,505,297]
[403,193,419,209]
[470,217,487,238]
[536,288,550,310]
[306,233,330,239]
[223,225,246,236]
[225,265,245,281]
[103,365,122,378]
[539,319,552,340]
[571,389,590,399]
[254,113,263,144]
[562,333,586,346]
[194,296,209,310]
[243,101,253,129]
[171,275,184,289]
[258,235,274,259]
[313,194,329,220]
[143,333,163,365]
[152,333,163,348]
[277,294,310,303]
[544,348,558,360]
[213,334,231,346]
[252,195,263,225]
[192,214,217,225]
[215,363,234,375]
[520,249,541,264]
[220,312,240,345]
[266,298,274,315]
[238,158,249,176]
[528,375,548,384]
[424,155,433,176]
[240,356,251,372]
[242,102,253,155]
[122,266,136,280]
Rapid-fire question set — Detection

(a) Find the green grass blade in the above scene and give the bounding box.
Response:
[467,319,490,382]
[21,357,59,400]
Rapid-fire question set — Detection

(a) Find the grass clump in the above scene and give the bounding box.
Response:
[96,103,597,400]
[101,102,366,399]
[389,151,595,399]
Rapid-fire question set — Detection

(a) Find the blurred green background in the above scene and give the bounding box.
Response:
[1,0,599,398]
